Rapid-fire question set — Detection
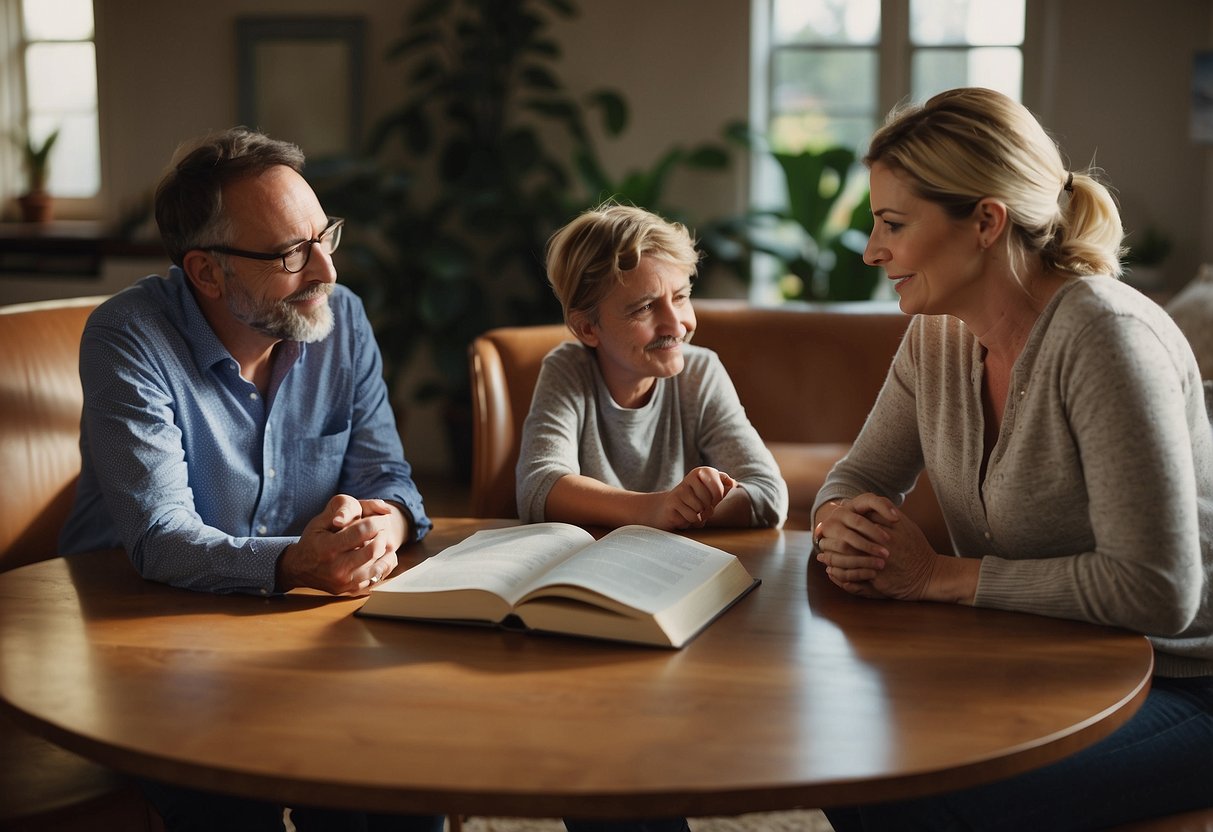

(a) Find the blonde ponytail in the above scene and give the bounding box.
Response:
[1045,171,1126,277]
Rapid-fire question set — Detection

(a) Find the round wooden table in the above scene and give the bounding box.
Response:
[0,519,1153,818]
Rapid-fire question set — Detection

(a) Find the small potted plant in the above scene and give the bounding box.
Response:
[14,127,60,223]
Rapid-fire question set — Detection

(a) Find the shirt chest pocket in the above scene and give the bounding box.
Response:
[290,424,352,504]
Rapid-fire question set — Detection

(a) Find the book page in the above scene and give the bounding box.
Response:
[525,525,738,615]
[373,523,595,606]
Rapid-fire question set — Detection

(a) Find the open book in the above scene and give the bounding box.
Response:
[357,523,759,648]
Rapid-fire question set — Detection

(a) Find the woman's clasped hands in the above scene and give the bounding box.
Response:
[814,493,950,602]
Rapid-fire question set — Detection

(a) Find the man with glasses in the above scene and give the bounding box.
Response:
[59,128,441,830]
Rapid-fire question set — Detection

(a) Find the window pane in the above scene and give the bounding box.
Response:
[33,112,99,197]
[911,0,1024,46]
[911,47,1022,102]
[22,0,93,40]
[774,0,879,46]
[26,43,97,111]
[773,48,877,118]
[769,112,875,154]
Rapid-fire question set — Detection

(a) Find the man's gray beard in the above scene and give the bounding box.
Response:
[227,280,334,343]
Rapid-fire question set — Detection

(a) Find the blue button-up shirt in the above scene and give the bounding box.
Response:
[60,268,431,595]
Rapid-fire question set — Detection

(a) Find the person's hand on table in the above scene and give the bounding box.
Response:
[815,493,976,604]
[276,495,401,594]
[649,467,738,530]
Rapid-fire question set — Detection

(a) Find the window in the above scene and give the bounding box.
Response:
[908,0,1024,105]
[761,0,1024,154]
[765,0,882,155]
[4,0,99,203]
[748,0,1026,301]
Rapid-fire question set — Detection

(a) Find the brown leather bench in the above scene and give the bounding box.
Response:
[0,295,160,831]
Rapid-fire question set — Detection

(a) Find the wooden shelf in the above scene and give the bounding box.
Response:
[0,221,163,276]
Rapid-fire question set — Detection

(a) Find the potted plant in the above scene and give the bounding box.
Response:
[13,127,60,223]
[699,129,879,302]
[310,0,732,481]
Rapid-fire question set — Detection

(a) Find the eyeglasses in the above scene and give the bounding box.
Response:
[201,217,344,273]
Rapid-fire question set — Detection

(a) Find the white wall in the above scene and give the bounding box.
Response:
[552,0,752,223]
[1027,0,1211,289]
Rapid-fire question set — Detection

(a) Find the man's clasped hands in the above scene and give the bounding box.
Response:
[276,495,407,594]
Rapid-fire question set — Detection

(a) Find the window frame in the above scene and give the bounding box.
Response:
[747,0,1040,302]
[1,0,103,219]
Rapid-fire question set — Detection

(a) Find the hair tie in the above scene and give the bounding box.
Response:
[1063,171,1074,194]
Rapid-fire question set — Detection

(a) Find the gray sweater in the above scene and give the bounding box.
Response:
[814,277,1213,677]
[517,342,788,528]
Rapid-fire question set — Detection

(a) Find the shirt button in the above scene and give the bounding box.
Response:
[984,531,992,540]
[250,392,259,401]
[257,525,268,535]
[267,468,276,478]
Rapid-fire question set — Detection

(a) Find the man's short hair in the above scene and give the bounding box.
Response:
[154,127,306,267]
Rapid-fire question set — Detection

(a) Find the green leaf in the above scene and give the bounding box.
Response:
[503,128,543,171]
[572,147,611,195]
[522,97,578,120]
[439,138,474,182]
[523,97,586,142]
[586,90,628,135]
[630,147,685,204]
[365,106,428,155]
[526,38,561,58]
[774,145,857,240]
[409,56,445,86]
[386,30,440,60]
[826,237,880,301]
[722,120,759,148]
[537,0,579,17]
[409,0,449,26]
[684,144,730,169]
[401,107,432,155]
[521,65,560,90]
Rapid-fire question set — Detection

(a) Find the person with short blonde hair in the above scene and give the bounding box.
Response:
[813,87,1213,830]
[536,203,779,832]
[517,202,788,533]
[546,202,700,329]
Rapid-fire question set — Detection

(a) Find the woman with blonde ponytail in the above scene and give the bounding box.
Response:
[812,88,1213,830]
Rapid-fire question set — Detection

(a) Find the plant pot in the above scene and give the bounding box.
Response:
[17,191,53,223]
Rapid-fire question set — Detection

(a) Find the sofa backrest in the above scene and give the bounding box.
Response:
[468,299,914,520]
[469,324,573,517]
[0,295,106,572]
[691,299,909,444]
